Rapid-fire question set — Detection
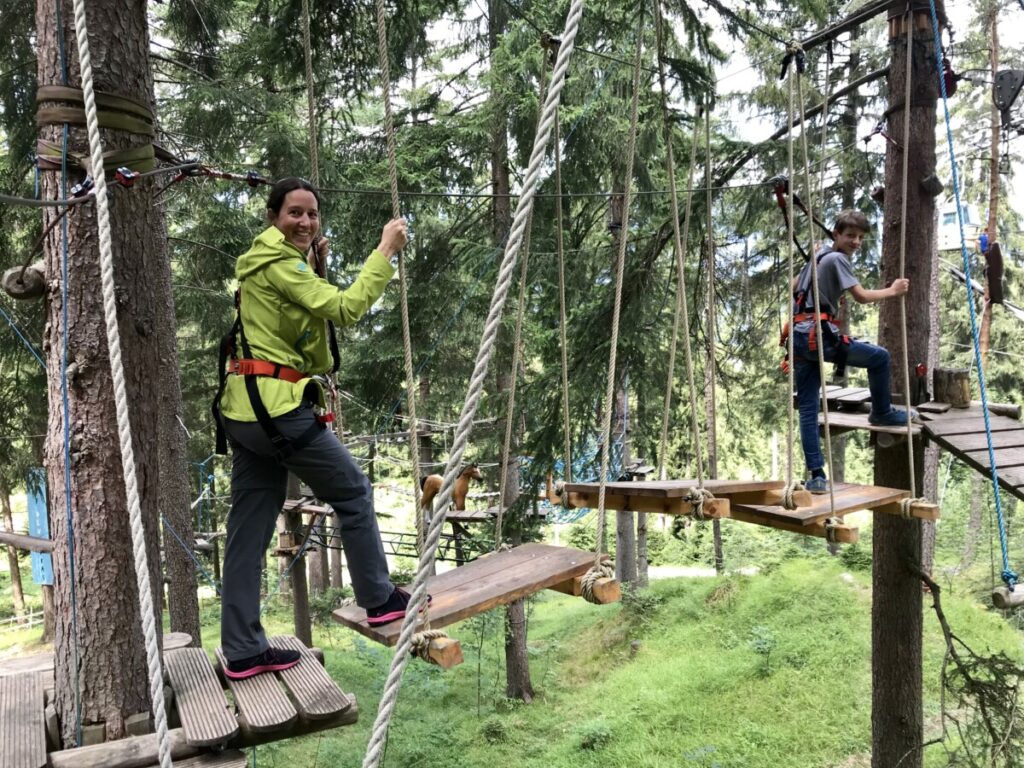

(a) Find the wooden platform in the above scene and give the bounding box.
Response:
[558,478,791,518]
[333,543,615,646]
[0,632,192,679]
[921,408,1024,503]
[2,636,356,768]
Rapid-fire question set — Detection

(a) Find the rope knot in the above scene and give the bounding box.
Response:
[581,560,616,603]
[781,481,805,510]
[683,487,716,520]
[410,629,450,664]
[824,516,842,544]
[1001,568,1019,590]
[898,497,927,520]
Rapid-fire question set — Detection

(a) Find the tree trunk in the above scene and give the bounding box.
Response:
[0,476,25,615]
[308,530,326,597]
[981,4,999,367]
[872,9,940,767]
[154,202,201,647]
[614,379,636,584]
[39,0,166,746]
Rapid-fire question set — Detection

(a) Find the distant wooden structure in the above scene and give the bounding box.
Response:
[0,635,355,768]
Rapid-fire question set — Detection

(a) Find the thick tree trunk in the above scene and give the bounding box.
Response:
[0,476,25,615]
[614,379,636,584]
[38,0,165,746]
[872,9,939,767]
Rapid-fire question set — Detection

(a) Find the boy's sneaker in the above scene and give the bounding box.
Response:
[805,476,830,495]
[868,407,920,427]
[224,647,301,680]
[366,586,432,627]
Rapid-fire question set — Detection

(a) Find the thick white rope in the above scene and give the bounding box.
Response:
[554,113,573,484]
[654,0,704,490]
[374,0,423,548]
[69,3,172,767]
[784,67,801,507]
[360,2,586,764]
[594,16,644,566]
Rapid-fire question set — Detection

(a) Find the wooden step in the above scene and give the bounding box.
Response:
[924,413,1022,437]
[0,671,45,768]
[729,482,910,526]
[334,543,615,646]
[214,648,296,733]
[164,648,238,746]
[270,636,353,720]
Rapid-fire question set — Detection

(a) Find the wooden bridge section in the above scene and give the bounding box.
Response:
[0,635,356,768]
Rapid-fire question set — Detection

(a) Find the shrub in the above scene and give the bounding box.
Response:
[576,719,613,751]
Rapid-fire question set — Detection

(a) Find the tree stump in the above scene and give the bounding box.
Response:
[933,367,970,408]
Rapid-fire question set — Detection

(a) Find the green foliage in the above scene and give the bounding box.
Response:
[748,624,777,677]
[575,718,613,751]
[839,541,872,571]
[308,586,353,625]
[620,585,664,626]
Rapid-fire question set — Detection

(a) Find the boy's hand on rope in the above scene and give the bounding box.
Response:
[377,218,408,260]
[889,277,910,297]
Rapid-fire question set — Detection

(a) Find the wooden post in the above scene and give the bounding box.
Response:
[933,366,970,407]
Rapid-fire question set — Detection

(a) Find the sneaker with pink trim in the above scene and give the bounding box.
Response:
[224,647,301,680]
[365,586,431,627]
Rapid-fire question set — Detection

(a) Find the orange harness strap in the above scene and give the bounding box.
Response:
[228,358,305,384]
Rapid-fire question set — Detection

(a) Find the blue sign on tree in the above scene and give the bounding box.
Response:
[26,468,53,586]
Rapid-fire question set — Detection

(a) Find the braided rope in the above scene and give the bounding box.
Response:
[361,3,586,764]
[824,516,842,544]
[301,0,319,188]
[410,629,450,662]
[781,481,805,511]
[373,0,423,547]
[555,111,573,484]
[683,487,716,521]
[898,497,926,520]
[69,3,171,766]
[594,14,644,567]
[654,0,704,488]
[581,560,615,603]
[794,57,837,517]
[897,12,919,495]
[703,103,719,481]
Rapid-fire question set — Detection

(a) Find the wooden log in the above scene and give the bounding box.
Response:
[991,586,1024,609]
[728,509,858,543]
[0,529,54,553]
[728,488,814,508]
[563,491,730,518]
[424,638,464,669]
[2,261,45,300]
[933,367,971,408]
[873,501,941,521]
[547,575,622,604]
[984,402,1022,420]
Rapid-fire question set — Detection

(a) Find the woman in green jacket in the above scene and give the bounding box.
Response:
[216,177,413,679]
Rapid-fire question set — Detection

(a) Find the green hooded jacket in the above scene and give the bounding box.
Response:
[220,225,395,421]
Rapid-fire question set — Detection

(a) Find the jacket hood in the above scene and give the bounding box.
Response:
[236,226,307,281]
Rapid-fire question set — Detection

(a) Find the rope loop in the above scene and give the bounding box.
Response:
[581,560,615,603]
[683,487,716,520]
[898,497,927,520]
[824,516,842,544]
[1001,568,1019,590]
[781,481,805,511]
[779,41,806,79]
[410,629,450,663]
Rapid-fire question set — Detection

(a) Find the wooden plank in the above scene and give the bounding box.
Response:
[963,446,1024,470]
[835,388,872,403]
[562,490,730,518]
[918,401,952,414]
[213,648,296,733]
[0,671,46,768]
[0,633,192,679]
[334,544,610,646]
[872,501,941,521]
[816,410,923,436]
[730,482,909,525]
[270,636,352,720]
[936,429,1024,452]
[548,575,621,604]
[164,648,238,747]
[924,414,1022,437]
[728,508,858,543]
[727,488,813,508]
[162,751,249,768]
[561,478,781,498]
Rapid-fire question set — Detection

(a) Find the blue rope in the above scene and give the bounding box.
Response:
[928,0,1017,592]
[0,305,46,368]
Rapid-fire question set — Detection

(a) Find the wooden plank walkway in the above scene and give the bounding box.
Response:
[922,409,1024,502]
[0,671,45,768]
[270,636,352,720]
[558,478,786,517]
[214,648,297,733]
[334,543,613,646]
[730,482,907,526]
[164,648,238,747]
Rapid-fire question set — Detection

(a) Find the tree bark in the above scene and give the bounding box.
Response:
[1,476,26,615]
[981,3,999,367]
[614,379,636,584]
[872,8,940,767]
[38,0,166,745]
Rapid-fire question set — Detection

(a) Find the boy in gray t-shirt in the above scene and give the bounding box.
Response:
[791,209,917,494]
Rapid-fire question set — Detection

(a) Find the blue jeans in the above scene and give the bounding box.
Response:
[793,329,892,472]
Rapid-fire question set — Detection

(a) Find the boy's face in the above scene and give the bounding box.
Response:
[833,226,866,256]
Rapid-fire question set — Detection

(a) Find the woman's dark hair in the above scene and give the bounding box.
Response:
[266,177,320,214]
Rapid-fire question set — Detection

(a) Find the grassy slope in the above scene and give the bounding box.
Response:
[239,558,1022,768]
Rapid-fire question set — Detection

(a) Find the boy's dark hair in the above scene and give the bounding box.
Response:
[266,177,320,214]
[833,209,870,235]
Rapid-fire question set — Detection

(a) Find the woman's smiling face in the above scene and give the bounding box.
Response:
[268,189,319,252]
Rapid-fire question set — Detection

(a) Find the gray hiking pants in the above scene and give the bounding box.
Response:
[221,403,392,661]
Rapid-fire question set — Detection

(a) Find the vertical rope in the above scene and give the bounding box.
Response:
[704,102,718,478]
[301,0,319,188]
[785,67,799,496]
[897,8,919,494]
[555,112,573,484]
[68,2,172,766]
[373,0,422,545]
[795,59,837,516]
[361,3,587,763]
[595,10,644,567]
[654,0,704,487]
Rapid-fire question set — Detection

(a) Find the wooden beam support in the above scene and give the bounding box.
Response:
[991,586,1024,610]
[728,488,814,508]
[872,500,941,521]
[562,491,730,518]
[424,638,464,669]
[548,575,622,604]
[728,509,858,543]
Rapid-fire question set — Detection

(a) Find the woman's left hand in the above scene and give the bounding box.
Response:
[307,237,329,275]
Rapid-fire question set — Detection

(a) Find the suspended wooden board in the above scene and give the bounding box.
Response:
[164,648,239,747]
[333,543,616,646]
[921,408,1024,503]
[557,478,807,517]
[0,671,45,768]
[815,409,925,437]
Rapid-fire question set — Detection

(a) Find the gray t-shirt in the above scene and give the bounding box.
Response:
[792,249,859,332]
